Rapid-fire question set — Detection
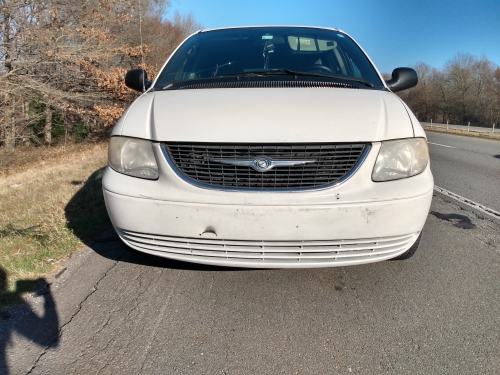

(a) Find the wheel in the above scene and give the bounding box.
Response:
[390,233,422,260]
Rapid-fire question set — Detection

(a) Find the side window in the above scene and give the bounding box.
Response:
[317,39,336,52]
[347,55,362,78]
[288,36,318,51]
[288,37,337,52]
[176,59,188,80]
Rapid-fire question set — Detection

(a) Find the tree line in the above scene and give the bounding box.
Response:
[1,6,499,153]
[397,53,500,127]
[0,0,199,152]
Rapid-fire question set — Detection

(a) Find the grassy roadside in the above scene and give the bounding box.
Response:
[0,143,110,309]
[422,125,500,141]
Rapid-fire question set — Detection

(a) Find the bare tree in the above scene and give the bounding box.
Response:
[399,53,499,127]
[0,0,200,152]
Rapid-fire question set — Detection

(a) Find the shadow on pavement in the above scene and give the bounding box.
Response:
[64,167,111,242]
[91,230,252,272]
[0,267,59,375]
[65,167,248,272]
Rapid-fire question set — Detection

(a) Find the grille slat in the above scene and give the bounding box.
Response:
[164,142,368,191]
[118,229,418,264]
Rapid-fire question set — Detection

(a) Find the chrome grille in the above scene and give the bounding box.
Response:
[163,143,369,191]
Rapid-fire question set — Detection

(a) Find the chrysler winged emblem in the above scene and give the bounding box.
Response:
[211,156,316,172]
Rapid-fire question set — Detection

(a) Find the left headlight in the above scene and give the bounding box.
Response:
[372,138,429,182]
[108,136,159,180]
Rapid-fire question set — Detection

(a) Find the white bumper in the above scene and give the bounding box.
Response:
[102,143,433,268]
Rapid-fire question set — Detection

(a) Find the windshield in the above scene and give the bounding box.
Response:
[154,27,384,89]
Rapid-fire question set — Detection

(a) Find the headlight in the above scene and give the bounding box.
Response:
[108,136,159,180]
[372,138,429,182]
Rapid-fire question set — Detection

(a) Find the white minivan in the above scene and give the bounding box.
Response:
[103,26,433,268]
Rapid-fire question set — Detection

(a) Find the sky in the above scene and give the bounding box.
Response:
[168,0,500,74]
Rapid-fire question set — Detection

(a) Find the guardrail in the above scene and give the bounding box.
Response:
[421,121,496,134]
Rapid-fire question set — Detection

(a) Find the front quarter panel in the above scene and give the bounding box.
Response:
[113,92,156,139]
[398,98,426,138]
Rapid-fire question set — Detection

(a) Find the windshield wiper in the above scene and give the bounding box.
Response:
[159,71,265,89]
[221,69,374,88]
[218,72,266,78]
[160,69,375,90]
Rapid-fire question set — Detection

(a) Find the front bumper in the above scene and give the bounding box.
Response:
[103,188,432,268]
[103,142,433,268]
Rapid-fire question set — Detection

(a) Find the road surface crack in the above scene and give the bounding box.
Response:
[26,253,125,374]
[138,270,182,372]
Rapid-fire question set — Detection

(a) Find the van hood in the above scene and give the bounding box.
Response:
[116,88,415,142]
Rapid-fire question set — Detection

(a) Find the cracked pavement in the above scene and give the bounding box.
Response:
[2,194,500,375]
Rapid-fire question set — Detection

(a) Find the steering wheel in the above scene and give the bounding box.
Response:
[306,64,334,74]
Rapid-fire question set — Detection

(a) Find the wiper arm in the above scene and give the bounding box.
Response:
[218,72,266,78]
[329,75,374,88]
[226,69,375,88]
[219,69,304,78]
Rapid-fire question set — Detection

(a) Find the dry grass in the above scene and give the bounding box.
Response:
[0,143,110,306]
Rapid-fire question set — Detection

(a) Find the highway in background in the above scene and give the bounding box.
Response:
[426,131,500,212]
[422,122,497,134]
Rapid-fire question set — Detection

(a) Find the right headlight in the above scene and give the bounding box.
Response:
[372,138,429,182]
[108,136,159,180]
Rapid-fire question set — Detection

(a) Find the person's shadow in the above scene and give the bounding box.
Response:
[0,267,59,375]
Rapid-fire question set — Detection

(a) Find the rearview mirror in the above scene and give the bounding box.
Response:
[385,68,418,92]
[125,69,152,92]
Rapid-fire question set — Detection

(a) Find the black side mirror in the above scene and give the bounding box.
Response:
[125,69,153,92]
[385,67,418,92]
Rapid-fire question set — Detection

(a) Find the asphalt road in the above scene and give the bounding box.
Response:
[427,132,500,212]
[2,132,500,375]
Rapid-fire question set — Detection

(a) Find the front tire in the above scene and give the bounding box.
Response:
[390,233,422,260]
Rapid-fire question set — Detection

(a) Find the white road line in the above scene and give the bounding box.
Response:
[428,142,456,148]
[434,185,500,221]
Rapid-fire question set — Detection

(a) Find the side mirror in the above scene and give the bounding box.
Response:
[125,69,152,92]
[385,67,418,92]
